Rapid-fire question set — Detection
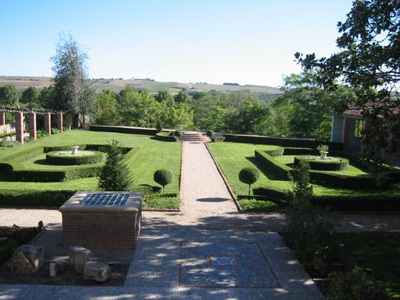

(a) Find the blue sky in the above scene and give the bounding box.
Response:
[0,0,353,87]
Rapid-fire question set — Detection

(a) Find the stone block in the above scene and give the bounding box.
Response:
[69,246,91,273]
[83,261,111,282]
[11,244,44,275]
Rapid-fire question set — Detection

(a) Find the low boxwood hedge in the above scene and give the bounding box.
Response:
[0,190,75,207]
[254,150,291,180]
[154,131,177,142]
[46,151,104,165]
[211,137,226,143]
[294,156,349,171]
[90,125,158,135]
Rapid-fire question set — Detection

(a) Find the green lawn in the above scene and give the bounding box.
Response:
[0,130,182,194]
[335,232,400,298]
[273,155,367,176]
[208,142,400,197]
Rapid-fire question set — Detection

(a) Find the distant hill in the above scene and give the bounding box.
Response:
[0,76,282,99]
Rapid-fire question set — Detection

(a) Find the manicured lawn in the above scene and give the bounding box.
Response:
[335,232,400,298]
[208,142,400,197]
[0,130,182,194]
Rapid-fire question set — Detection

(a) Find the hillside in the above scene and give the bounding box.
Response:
[0,76,282,98]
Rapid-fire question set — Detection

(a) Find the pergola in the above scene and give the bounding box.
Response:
[0,108,72,144]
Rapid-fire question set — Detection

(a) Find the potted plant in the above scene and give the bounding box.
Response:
[317,144,329,160]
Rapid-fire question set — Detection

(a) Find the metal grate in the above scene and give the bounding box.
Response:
[80,193,129,206]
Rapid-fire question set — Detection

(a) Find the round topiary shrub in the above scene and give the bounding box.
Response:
[206,130,214,138]
[175,130,182,137]
[154,169,172,194]
[46,151,104,165]
[239,167,260,195]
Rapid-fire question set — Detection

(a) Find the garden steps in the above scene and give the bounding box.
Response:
[178,132,210,142]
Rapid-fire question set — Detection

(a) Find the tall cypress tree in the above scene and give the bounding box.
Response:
[98,139,133,191]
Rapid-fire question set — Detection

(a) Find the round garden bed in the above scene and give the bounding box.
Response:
[294,156,349,171]
[46,150,103,165]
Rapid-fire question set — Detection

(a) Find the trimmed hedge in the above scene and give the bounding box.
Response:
[0,190,74,207]
[46,151,104,165]
[211,137,226,142]
[294,156,349,171]
[254,150,291,180]
[90,125,158,135]
[264,147,284,156]
[253,186,400,212]
[154,131,177,142]
[223,133,343,151]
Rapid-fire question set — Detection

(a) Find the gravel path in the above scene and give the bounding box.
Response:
[0,141,400,233]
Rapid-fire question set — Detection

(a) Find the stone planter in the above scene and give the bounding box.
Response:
[71,146,79,155]
[320,151,328,160]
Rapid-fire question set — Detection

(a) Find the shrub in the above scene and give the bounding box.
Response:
[90,125,158,135]
[327,267,386,300]
[0,140,20,147]
[206,130,214,138]
[175,130,182,137]
[154,169,172,194]
[0,190,74,206]
[238,199,279,212]
[46,151,103,165]
[211,136,226,142]
[37,130,49,139]
[294,156,349,171]
[24,137,35,143]
[264,147,284,156]
[239,167,260,195]
[255,150,291,180]
[51,128,61,134]
[98,139,133,191]
[317,144,329,152]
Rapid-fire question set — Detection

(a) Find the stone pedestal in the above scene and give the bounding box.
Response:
[15,112,24,144]
[29,112,37,140]
[44,113,51,135]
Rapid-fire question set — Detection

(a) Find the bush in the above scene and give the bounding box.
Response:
[294,156,349,171]
[211,136,226,142]
[143,197,181,209]
[327,267,386,300]
[37,130,49,139]
[98,139,133,191]
[0,140,20,147]
[154,169,172,194]
[90,125,158,135]
[0,190,74,206]
[175,130,182,137]
[255,150,291,180]
[239,167,260,195]
[46,151,103,165]
[51,128,61,134]
[132,184,161,195]
[206,130,214,138]
[264,147,284,156]
[238,199,280,212]
[24,137,35,143]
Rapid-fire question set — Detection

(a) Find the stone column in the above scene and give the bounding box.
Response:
[342,118,351,152]
[44,113,51,135]
[15,112,24,144]
[57,113,63,132]
[66,114,72,130]
[0,111,5,126]
[29,112,37,140]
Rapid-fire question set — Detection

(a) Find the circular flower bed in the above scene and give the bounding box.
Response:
[46,151,104,165]
[294,156,349,171]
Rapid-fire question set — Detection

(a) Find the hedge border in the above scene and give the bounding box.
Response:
[46,151,104,165]
[90,125,158,135]
[154,131,177,142]
[294,156,349,171]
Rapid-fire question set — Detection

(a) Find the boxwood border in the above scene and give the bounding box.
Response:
[46,151,104,165]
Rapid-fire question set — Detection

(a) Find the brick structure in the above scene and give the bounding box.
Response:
[59,192,142,250]
[29,112,37,140]
[0,111,5,126]
[44,113,51,135]
[15,112,24,144]
[57,113,63,131]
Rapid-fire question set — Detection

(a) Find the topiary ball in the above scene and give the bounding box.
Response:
[206,130,214,137]
[154,169,172,187]
[175,130,182,137]
[239,167,260,185]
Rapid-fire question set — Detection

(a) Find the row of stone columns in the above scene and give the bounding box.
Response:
[0,111,71,144]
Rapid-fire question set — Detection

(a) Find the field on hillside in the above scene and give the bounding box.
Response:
[0,76,282,97]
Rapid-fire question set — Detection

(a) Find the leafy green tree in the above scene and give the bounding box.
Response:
[296,0,400,170]
[38,86,54,109]
[174,91,190,103]
[0,85,20,107]
[20,87,40,106]
[154,169,172,194]
[51,34,95,126]
[98,139,133,191]
[94,90,120,125]
[155,90,174,106]
[239,167,260,195]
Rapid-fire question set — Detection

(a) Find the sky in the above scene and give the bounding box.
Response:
[0,0,354,87]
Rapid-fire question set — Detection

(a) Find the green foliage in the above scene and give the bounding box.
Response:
[98,139,133,191]
[46,151,103,165]
[206,130,214,137]
[51,128,61,134]
[38,86,54,109]
[238,199,279,212]
[143,193,180,209]
[0,140,20,148]
[20,86,40,107]
[174,130,182,137]
[211,136,225,142]
[0,190,74,207]
[154,169,172,194]
[294,156,349,171]
[94,90,120,125]
[239,167,260,195]
[327,268,386,300]
[174,91,190,103]
[0,84,20,106]
[285,160,335,270]
[155,90,174,106]
[317,144,329,152]
[37,130,49,139]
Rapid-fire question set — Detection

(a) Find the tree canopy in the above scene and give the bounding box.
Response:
[0,85,20,107]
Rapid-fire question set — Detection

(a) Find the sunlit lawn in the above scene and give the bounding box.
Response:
[208,142,400,197]
[0,130,182,194]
